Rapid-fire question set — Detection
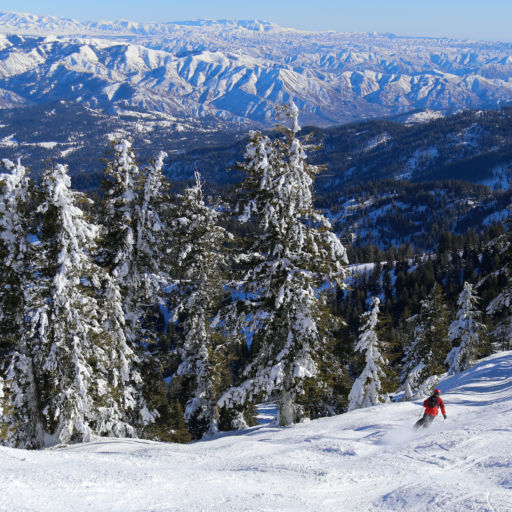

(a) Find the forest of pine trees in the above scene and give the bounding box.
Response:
[0,105,511,448]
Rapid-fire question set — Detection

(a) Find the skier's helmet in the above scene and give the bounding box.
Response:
[434,389,441,396]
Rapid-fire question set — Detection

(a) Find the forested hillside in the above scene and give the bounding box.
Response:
[1,102,511,250]
[0,105,510,447]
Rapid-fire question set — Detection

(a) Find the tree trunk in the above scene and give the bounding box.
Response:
[278,391,294,426]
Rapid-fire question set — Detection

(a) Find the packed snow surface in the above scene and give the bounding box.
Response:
[1,351,512,511]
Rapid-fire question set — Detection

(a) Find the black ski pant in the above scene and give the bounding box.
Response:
[414,413,436,429]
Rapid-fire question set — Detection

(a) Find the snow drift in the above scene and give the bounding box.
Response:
[0,351,511,511]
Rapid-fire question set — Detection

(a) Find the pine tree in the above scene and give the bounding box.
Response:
[136,149,169,316]
[97,274,158,434]
[1,164,149,448]
[101,139,168,345]
[0,377,4,425]
[446,282,486,374]
[0,159,40,447]
[348,297,390,410]
[168,172,231,439]
[219,104,348,426]
[401,284,450,399]
[100,140,173,438]
[0,159,30,356]
[486,207,512,349]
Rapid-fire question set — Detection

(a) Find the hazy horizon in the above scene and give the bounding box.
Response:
[1,1,511,43]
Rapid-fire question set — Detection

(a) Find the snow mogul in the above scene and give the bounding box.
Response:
[414,388,446,429]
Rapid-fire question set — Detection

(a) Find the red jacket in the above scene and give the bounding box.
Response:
[423,396,446,417]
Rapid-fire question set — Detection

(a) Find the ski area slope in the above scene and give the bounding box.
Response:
[1,352,511,512]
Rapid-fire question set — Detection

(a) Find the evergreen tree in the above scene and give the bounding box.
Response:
[401,284,450,399]
[219,104,348,426]
[0,377,3,426]
[446,282,486,374]
[168,173,231,439]
[348,297,389,410]
[2,164,149,448]
[98,274,158,434]
[0,159,40,447]
[100,140,173,438]
[486,207,512,349]
[101,139,168,344]
[0,159,30,356]
[137,150,169,311]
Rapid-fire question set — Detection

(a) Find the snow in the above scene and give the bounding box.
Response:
[0,134,18,147]
[2,16,512,127]
[364,133,391,152]
[1,351,511,511]
[404,109,444,125]
[482,208,510,226]
[34,141,58,149]
[396,147,439,180]
[60,146,78,157]
[256,403,278,425]
[478,165,512,190]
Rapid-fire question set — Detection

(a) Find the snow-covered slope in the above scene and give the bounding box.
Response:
[1,12,512,126]
[1,351,511,511]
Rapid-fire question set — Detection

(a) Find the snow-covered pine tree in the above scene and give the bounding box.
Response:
[11,163,147,447]
[348,297,389,410]
[486,206,512,349]
[101,139,168,345]
[0,159,30,356]
[97,273,158,434]
[0,345,40,448]
[0,159,40,447]
[168,172,231,439]
[401,283,451,399]
[136,150,168,312]
[100,139,174,438]
[219,103,348,426]
[0,376,3,421]
[446,282,485,374]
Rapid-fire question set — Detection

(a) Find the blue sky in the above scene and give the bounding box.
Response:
[2,0,511,42]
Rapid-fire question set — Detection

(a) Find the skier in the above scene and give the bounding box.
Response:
[414,388,447,429]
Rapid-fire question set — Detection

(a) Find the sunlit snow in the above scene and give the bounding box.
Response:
[1,351,511,511]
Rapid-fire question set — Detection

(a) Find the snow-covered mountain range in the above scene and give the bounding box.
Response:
[1,350,511,511]
[1,12,512,127]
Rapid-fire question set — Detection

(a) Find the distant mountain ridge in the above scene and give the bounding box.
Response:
[1,12,512,127]
[0,12,290,36]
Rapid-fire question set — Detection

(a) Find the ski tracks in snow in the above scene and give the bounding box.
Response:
[1,352,512,511]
